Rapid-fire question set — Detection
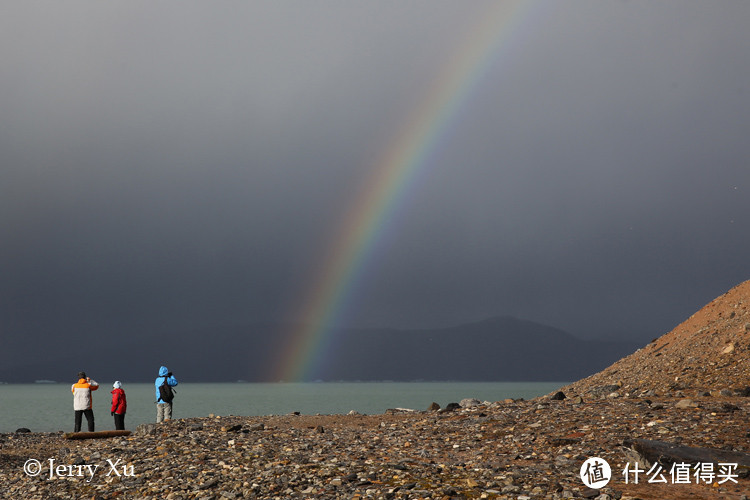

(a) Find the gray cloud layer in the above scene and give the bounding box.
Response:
[2,1,749,346]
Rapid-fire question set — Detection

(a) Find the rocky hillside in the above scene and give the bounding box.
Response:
[563,280,750,398]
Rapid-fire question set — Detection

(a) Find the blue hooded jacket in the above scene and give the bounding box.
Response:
[155,365,178,402]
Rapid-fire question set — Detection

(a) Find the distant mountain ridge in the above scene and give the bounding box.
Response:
[311,316,639,382]
[0,316,640,383]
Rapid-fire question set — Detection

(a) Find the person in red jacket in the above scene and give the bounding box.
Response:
[110,381,127,430]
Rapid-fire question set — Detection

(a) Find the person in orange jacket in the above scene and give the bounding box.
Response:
[111,381,127,430]
[71,371,99,432]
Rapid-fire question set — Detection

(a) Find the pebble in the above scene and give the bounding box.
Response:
[1,395,748,499]
[2,283,749,498]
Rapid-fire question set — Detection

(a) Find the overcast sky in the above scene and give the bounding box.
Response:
[2,0,749,345]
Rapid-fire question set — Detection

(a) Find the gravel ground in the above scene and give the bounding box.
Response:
[2,282,749,499]
[1,393,748,500]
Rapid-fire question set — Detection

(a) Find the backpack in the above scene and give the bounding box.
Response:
[158,378,175,403]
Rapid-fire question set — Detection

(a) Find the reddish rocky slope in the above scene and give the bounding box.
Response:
[563,280,750,398]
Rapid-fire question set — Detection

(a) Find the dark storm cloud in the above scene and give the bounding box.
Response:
[1,0,749,351]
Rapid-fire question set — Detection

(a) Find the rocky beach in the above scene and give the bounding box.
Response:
[2,281,750,499]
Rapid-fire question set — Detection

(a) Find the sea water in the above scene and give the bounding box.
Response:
[0,381,566,433]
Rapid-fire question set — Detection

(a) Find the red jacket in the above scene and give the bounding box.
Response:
[111,388,127,414]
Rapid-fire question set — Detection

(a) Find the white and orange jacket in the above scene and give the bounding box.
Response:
[71,378,99,411]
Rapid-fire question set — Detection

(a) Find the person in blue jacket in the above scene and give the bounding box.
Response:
[155,366,178,423]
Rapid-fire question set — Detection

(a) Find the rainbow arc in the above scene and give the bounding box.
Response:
[276,1,532,382]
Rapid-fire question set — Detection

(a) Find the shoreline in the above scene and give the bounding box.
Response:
[0,381,567,435]
[2,393,748,499]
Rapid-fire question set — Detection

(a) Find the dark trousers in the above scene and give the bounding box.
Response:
[74,409,95,432]
[113,413,125,430]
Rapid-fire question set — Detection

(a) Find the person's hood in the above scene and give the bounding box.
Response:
[159,366,169,377]
[77,378,87,384]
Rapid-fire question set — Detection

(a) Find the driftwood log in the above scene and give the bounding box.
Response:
[624,438,750,471]
[64,430,132,440]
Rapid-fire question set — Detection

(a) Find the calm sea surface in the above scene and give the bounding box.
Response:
[0,382,566,433]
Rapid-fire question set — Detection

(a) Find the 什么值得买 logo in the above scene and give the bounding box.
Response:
[580,457,611,488]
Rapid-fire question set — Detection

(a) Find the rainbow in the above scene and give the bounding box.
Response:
[276,1,534,382]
